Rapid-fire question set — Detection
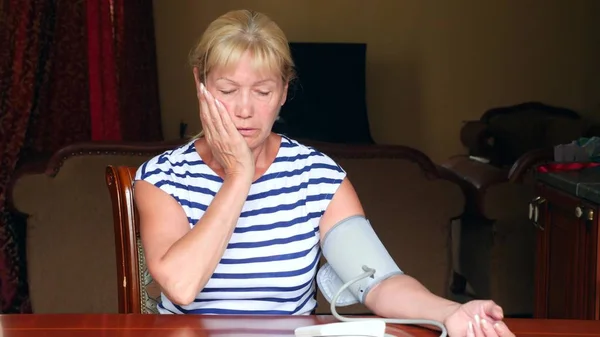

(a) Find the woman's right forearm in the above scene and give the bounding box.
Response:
[153,174,252,305]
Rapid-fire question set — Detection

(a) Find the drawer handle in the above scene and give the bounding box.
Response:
[575,206,583,218]
[530,197,545,230]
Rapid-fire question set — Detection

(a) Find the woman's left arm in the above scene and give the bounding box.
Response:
[319,178,460,322]
[320,177,515,336]
[362,273,459,322]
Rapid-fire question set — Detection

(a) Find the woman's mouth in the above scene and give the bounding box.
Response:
[236,128,256,136]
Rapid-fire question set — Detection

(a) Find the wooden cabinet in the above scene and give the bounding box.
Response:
[532,182,599,320]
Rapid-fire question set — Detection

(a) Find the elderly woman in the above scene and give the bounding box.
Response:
[134,9,514,337]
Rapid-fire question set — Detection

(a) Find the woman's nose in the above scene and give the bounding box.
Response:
[235,106,252,118]
[233,93,253,118]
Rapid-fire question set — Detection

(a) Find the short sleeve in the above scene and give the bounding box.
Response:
[306,148,347,211]
[133,152,179,200]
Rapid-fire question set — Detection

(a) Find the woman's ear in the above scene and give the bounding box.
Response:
[280,82,289,106]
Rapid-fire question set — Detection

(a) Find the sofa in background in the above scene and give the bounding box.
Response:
[439,101,600,317]
[459,101,599,168]
[9,139,464,315]
[441,150,554,317]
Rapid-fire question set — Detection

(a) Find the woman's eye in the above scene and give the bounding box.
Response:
[257,91,271,96]
[219,90,235,95]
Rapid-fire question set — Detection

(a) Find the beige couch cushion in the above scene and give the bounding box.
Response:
[12,153,159,313]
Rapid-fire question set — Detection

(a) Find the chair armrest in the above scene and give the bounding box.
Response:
[460,121,494,157]
[441,155,508,191]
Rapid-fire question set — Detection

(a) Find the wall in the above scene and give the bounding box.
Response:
[152,0,600,163]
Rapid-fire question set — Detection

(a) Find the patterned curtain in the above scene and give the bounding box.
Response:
[0,0,162,313]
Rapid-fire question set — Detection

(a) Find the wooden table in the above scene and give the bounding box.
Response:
[1,314,600,336]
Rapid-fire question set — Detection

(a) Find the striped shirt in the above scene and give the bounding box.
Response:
[134,135,346,315]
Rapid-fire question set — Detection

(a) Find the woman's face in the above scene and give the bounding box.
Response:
[205,51,288,149]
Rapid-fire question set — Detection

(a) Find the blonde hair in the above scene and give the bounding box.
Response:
[189,10,295,138]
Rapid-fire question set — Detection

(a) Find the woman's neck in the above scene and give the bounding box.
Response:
[196,133,281,181]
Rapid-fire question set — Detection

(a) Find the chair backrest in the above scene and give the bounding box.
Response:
[105,165,160,314]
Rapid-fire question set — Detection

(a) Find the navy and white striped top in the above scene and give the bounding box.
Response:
[134,135,346,315]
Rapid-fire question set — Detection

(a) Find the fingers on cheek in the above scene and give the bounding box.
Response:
[200,107,209,123]
[197,84,205,101]
[216,100,234,121]
[219,100,230,112]
[215,99,224,112]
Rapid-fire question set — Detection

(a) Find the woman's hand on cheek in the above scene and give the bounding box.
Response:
[193,68,254,181]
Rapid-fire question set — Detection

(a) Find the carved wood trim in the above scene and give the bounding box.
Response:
[41,140,187,178]
[301,139,441,180]
[7,140,186,214]
[8,138,446,214]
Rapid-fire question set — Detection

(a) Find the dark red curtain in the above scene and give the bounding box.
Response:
[0,0,163,313]
[87,0,163,141]
[87,0,120,140]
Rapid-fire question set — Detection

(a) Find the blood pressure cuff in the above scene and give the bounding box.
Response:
[316,215,404,306]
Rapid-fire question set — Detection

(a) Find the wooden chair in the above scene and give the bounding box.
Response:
[105,165,161,314]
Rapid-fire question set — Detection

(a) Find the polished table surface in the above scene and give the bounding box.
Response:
[1,314,600,336]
